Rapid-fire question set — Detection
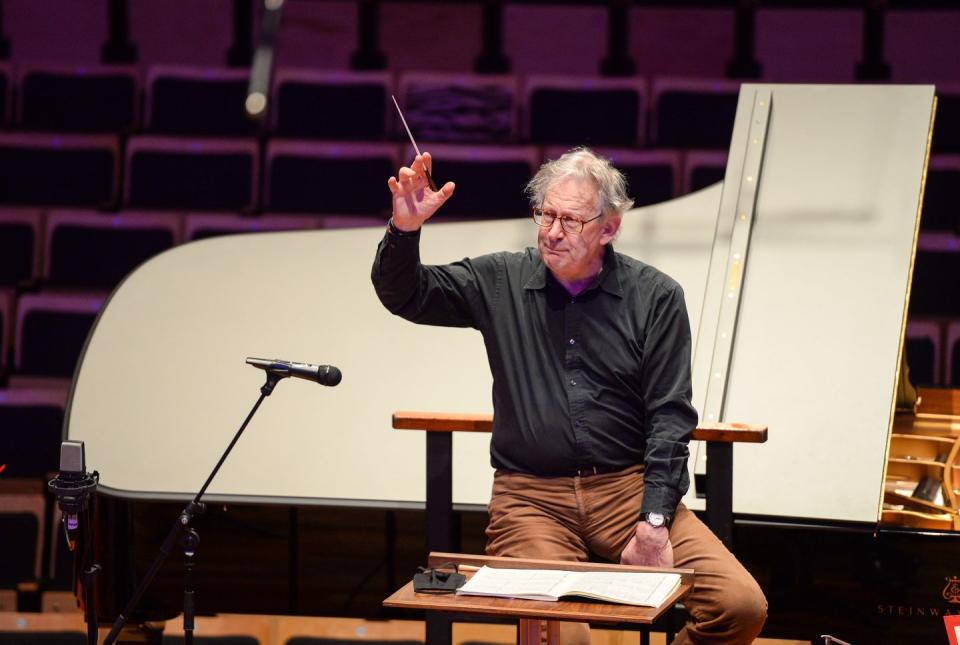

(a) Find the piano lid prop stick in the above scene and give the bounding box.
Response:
[391,95,439,192]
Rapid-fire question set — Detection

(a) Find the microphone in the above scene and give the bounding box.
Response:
[246,357,342,386]
[48,441,98,550]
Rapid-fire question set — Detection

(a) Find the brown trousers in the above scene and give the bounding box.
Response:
[485,465,767,645]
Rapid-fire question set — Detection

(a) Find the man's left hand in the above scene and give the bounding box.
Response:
[620,521,673,568]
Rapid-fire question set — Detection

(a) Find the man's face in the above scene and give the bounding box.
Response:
[537,177,620,284]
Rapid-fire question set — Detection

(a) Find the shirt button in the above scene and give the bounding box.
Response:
[569,338,575,345]
[570,379,577,386]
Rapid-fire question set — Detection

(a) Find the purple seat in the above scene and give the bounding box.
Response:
[0,63,10,127]
[0,288,13,373]
[265,141,397,215]
[921,155,960,233]
[15,291,105,380]
[126,136,259,211]
[398,72,519,143]
[146,65,258,136]
[905,319,942,386]
[948,320,960,386]
[272,69,391,140]
[17,64,139,133]
[652,78,740,150]
[524,75,646,147]
[0,209,42,287]
[0,133,120,208]
[683,150,727,194]
[44,210,182,289]
[0,386,67,479]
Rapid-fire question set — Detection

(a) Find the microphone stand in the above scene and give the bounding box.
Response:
[104,371,282,645]
[49,468,100,645]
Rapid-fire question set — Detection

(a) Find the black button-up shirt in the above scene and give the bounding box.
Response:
[371,227,698,516]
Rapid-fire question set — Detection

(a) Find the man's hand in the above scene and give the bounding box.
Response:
[388,152,455,232]
[620,521,673,568]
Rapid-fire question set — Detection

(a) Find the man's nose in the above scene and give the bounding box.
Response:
[547,218,565,240]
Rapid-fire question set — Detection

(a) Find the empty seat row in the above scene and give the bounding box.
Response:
[906,318,960,386]
[0,136,734,214]
[0,64,746,148]
[0,210,333,290]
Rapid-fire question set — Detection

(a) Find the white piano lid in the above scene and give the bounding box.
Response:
[705,83,934,522]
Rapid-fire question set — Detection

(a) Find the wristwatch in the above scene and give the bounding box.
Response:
[641,512,671,529]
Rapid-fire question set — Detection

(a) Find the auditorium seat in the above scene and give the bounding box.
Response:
[0,288,12,374]
[398,72,519,143]
[932,85,960,154]
[948,320,960,386]
[0,63,10,126]
[921,155,960,233]
[126,136,259,211]
[44,210,181,289]
[14,292,105,380]
[0,209,42,287]
[146,66,259,136]
[652,78,740,149]
[184,213,319,241]
[910,245,960,318]
[0,134,119,208]
[265,141,396,215]
[0,479,47,588]
[545,147,680,207]
[273,69,391,140]
[683,151,727,194]
[402,144,537,219]
[524,75,646,146]
[0,386,66,478]
[905,319,941,386]
[17,65,139,133]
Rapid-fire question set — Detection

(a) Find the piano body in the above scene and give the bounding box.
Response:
[66,84,960,643]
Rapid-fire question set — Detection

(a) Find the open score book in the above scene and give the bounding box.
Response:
[456,566,682,608]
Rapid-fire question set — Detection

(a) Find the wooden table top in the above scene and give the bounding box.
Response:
[383,553,694,626]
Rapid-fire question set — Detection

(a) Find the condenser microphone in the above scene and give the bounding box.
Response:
[246,357,342,386]
[48,441,99,549]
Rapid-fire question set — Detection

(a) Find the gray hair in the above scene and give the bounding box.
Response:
[524,147,634,217]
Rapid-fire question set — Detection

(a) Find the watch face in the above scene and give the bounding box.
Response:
[646,512,665,527]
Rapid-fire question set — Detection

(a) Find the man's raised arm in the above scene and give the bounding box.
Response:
[371,153,488,329]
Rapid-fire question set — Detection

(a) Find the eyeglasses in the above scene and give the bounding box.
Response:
[532,207,603,235]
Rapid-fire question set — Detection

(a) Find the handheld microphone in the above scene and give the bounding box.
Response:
[48,441,99,550]
[246,357,342,386]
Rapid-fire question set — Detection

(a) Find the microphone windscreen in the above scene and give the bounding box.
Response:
[59,441,86,475]
[321,365,343,386]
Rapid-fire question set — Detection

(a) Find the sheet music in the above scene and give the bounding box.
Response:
[457,566,681,607]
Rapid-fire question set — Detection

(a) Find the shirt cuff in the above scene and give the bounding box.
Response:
[388,218,421,238]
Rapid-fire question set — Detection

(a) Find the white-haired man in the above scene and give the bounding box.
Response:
[372,149,767,644]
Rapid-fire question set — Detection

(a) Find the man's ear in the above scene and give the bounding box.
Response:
[600,214,622,244]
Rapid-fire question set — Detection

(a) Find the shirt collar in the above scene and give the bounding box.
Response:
[524,245,624,298]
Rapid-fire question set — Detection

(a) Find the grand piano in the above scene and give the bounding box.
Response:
[66,83,960,643]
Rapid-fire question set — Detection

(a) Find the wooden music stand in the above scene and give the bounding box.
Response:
[384,552,695,645]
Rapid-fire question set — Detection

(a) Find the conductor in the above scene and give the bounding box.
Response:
[372,148,767,644]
